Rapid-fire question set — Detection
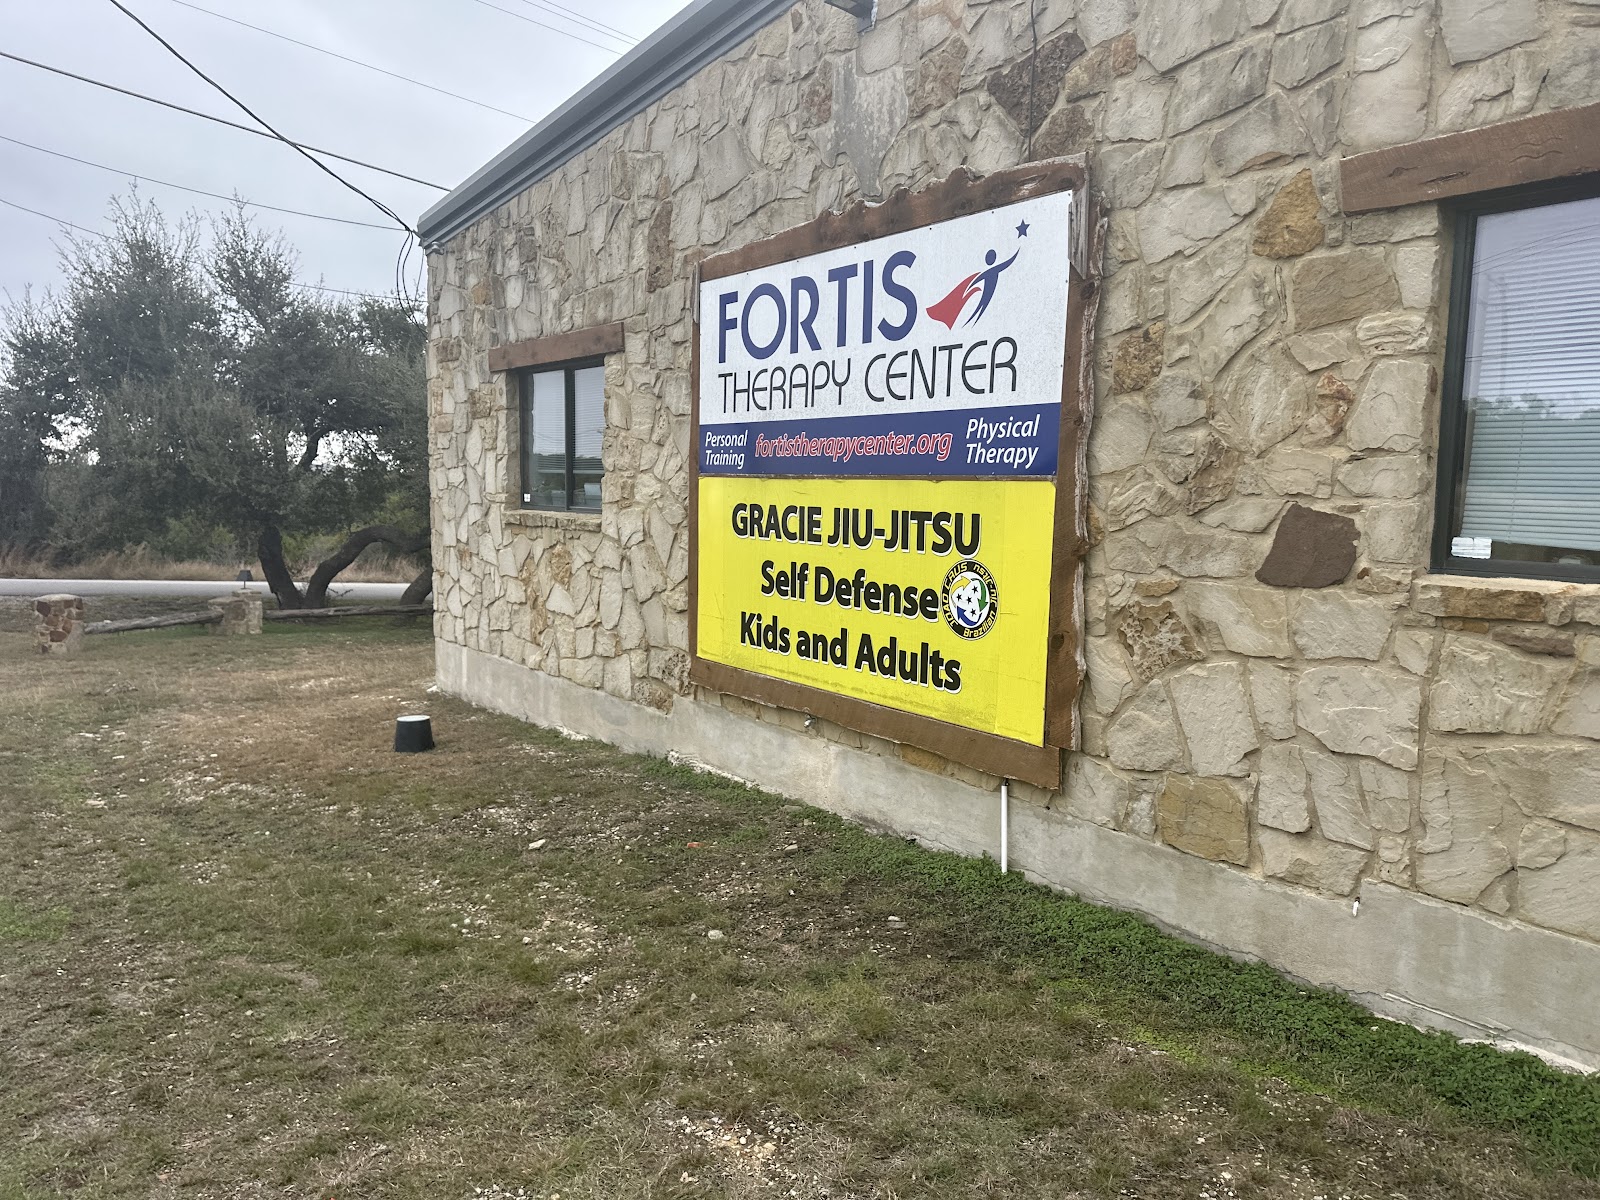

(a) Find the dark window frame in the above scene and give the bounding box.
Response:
[1431,173,1600,584]
[518,355,606,513]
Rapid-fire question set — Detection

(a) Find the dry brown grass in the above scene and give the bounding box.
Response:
[0,624,1595,1199]
[0,543,418,583]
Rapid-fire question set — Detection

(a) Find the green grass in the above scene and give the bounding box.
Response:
[647,756,1600,1175]
[0,898,71,943]
[0,620,1596,1198]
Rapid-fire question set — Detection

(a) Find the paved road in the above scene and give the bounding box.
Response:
[0,578,408,603]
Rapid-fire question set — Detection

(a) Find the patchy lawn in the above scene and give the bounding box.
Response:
[0,621,1596,1199]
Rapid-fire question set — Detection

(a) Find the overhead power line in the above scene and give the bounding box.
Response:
[0,195,104,238]
[105,0,418,240]
[0,192,401,301]
[0,50,446,190]
[161,0,533,123]
[511,0,638,44]
[0,132,401,230]
[466,0,626,53]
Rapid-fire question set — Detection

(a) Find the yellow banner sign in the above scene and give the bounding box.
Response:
[696,476,1056,745]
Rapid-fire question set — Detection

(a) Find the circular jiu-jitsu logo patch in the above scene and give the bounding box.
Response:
[941,560,998,640]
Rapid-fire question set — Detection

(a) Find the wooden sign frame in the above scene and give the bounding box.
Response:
[687,158,1101,790]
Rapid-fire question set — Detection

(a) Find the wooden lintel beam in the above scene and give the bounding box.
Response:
[1340,103,1600,214]
[486,322,625,373]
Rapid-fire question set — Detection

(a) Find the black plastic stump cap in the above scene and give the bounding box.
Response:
[394,714,435,753]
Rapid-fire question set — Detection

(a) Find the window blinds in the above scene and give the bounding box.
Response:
[1457,195,1600,554]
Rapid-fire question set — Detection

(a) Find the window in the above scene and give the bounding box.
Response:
[519,359,605,511]
[1435,180,1600,582]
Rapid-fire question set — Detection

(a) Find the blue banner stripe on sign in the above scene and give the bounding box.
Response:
[700,404,1060,478]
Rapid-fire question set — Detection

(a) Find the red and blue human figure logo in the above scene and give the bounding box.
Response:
[925,218,1030,330]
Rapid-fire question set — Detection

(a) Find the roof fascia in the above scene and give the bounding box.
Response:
[418,0,796,248]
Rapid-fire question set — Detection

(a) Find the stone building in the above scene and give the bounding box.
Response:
[421,0,1600,1070]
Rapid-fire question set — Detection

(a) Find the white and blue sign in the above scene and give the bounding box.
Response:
[697,191,1074,478]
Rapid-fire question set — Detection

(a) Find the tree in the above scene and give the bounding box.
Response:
[0,193,430,605]
[0,293,74,547]
[202,210,430,607]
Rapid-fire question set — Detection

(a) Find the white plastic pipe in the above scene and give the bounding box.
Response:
[1000,779,1009,874]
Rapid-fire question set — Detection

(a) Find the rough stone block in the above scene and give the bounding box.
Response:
[1064,755,1126,827]
[1552,670,1600,741]
[1198,496,1285,533]
[1088,397,1155,474]
[1338,454,1426,499]
[1416,750,1514,904]
[1271,17,1346,88]
[210,591,264,636]
[1249,660,1298,739]
[1256,504,1358,589]
[1112,323,1166,392]
[1138,0,1245,70]
[1518,831,1600,942]
[1213,346,1313,455]
[1517,821,1568,871]
[1104,76,1172,142]
[1359,760,1413,832]
[1356,505,1420,569]
[1260,827,1370,894]
[1440,0,1541,64]
[1339,11,1430,150]
[1428,636,1572,735]
[1252,169,1325,259]
[1157,774,1250,865]
[1167,37,1271,134]
[1258,742,1312,832]
[1136,185,1246,262]
[33,593,85,657]
[1412,578,1562,623]
[1291,248,1400,331]
[1167,232,1248,325]
[1116,599,1205,679]
[1296,664,1421,768]
[1304,743,1374,849]
[1286,328,1357,372]
[1486,742,1600,833]
[1084,634,1137,715]
[1168,661,1259,776]
[1279,0,1347,32]
[1244,446,1338,498]
[1492,627,1575,658]
[1357,313,1432,356]
[1184,582,1292,657]
[986,29,1086,137]
[1181,265,1280,378]
[1106,682,1187,771]
[1075,0,1141,45]
[1291,591,1396,660]
[1148,373,1206,432]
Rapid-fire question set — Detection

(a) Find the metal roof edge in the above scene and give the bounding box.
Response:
[418,0,796,249]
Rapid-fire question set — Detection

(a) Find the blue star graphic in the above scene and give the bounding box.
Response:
[1016,219,1030,237]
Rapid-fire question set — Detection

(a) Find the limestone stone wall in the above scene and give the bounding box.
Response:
[428,0,1600,952]
[34,594,84,655]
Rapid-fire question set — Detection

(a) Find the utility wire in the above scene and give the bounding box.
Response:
[0,192,402,301]
[466,0,624,53]
[511,0,638,44]
[105,0,417,240]
[0,195,104,238]
[161,0,533,123]
[293,281,408,301]
[0,50,446,190]
[0,132,400,230]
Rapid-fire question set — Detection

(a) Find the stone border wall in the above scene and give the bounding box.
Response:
[426,0,1600,1062]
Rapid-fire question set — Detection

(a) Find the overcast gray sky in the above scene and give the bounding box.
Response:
[1,0,694,304]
